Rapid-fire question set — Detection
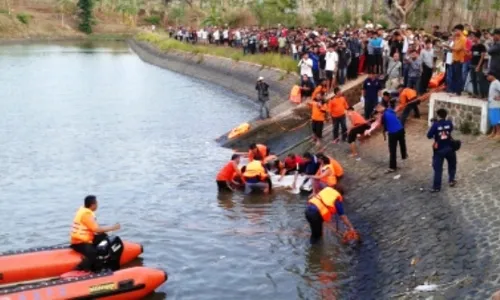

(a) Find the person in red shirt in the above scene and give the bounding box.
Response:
[283,153,304,175]
[216,154,242,192]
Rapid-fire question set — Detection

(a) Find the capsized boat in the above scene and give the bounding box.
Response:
[0,235,142,285]
[270,174,312,194]
[0,266,167,300]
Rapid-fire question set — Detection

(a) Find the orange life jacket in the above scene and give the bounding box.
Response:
[316,164,337,187]
[70,207,95,244]
[289,85,301,104]
[248,144,268,162]
[326,156,344,177]
[216,161,236,181]
[308,187,342,222]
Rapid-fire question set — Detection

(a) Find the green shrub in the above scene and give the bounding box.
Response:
[361,12,373,23]
[136,33,299,74]
[0,9,9,14]
[16,12,32,24]
[459,121,472,134]
[144,15,161,25]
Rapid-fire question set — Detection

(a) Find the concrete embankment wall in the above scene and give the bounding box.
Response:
[128,39,298,110]
[128,38,365,155]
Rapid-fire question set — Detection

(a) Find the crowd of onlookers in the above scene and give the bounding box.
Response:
[168,23,500,100]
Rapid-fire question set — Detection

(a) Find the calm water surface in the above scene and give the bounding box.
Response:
[0,41,351,299]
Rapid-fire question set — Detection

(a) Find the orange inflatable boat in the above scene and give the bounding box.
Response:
[0,240,142,285]
[0,266,167,300]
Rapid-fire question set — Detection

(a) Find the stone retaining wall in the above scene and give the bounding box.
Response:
[429,93,488,134]
[128,39,299,110]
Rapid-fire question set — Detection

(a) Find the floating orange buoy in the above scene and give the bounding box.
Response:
[0,241,142,285]
[289,85,301,104]
[342,229,360,245]
[0,267,167,300]
[228,123,250,139]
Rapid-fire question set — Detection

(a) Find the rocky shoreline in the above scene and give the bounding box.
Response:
[129,38,497,299]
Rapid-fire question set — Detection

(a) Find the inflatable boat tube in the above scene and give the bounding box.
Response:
[0,266,167,300]
[0,241,142,285]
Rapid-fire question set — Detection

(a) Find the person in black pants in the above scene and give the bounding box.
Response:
[362,72,383,119]
[427,108,457,192]
[380,101,408,173]
[70,195,121,272]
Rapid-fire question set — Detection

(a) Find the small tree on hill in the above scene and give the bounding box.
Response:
[77,0,94,33]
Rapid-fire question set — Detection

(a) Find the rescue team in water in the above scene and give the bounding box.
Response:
[216,143,358,244]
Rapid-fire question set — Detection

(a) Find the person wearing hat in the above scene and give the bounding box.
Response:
[256,77,270,119]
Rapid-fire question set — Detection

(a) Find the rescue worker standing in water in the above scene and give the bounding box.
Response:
[70,195,120,272]
[248,143,270,162]
[216,154,242,192]
[243,159,270,194]
[305,187,355,244]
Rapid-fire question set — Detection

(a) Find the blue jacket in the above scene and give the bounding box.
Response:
[427,119,454,150]
[309,52,319,71]
[382,108,403,133]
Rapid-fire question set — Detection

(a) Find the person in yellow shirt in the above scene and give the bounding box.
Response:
[70,195,120,272]
[446,24,466,96]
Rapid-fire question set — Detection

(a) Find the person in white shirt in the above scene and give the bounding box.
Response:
[382,38,390,73]
[234,30,241,47]
[223,29,229,45]
[291,42,298,60]
[298,53,314,86]
[213,29,220,45]
[445,37,454,92]
[325,45,339,90]
[487,73,500,138]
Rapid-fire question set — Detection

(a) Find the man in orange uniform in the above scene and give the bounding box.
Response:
[216,154,242,192]
[308,92,328,146]
[305,187,355,244]
[309,155,337,195]
[70,195,120,272]
[396,85,420,127]
[317,152,344,179]
[248,143,269,162]
[346,107,370,157]
[328,87,349,143]
[311,79,328,101]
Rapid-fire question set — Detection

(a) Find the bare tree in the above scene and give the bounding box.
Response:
[384,0,421,26]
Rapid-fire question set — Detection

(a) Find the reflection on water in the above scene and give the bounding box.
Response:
[0,42,353,300]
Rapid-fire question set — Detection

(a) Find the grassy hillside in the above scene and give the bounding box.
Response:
[0,6,137,40]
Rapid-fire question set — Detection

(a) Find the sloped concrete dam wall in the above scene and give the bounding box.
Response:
[128,39,299,109]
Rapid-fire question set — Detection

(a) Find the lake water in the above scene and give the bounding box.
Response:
[0,41,351,299]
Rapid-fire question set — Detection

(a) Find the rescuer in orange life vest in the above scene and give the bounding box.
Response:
[243,159,270,194]
[70,195,121,272]
[247,143,270,162]
[305,187,355,244]
[216,154,242,192]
